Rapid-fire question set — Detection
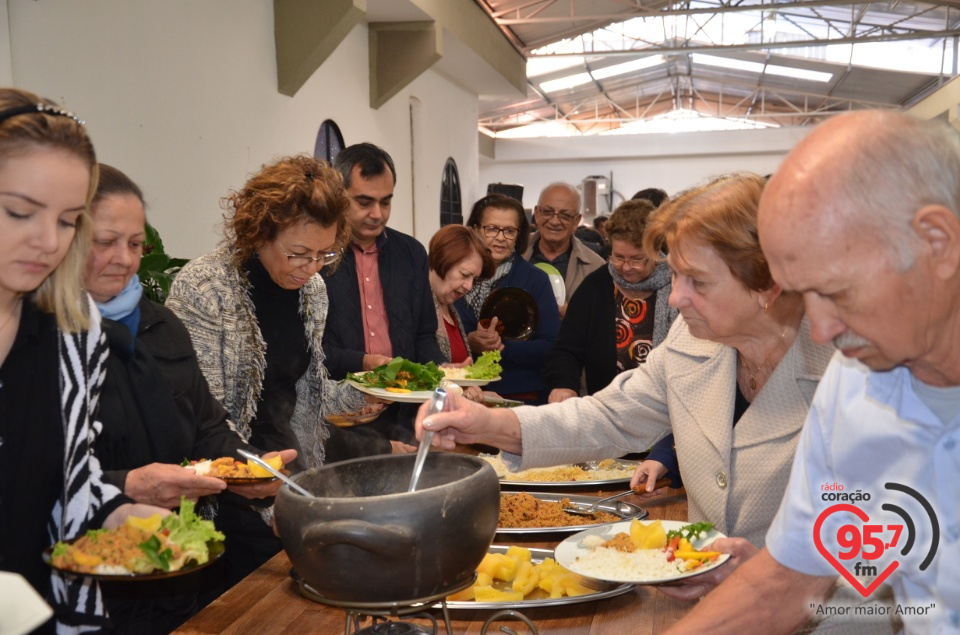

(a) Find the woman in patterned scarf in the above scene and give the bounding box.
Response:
[544,198,678,403]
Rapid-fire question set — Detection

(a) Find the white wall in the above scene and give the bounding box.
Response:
[479,127,812,213]
[5,0,481,258]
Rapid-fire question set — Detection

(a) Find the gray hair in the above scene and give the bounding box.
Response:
[835,113,960,271]
[539,181,581,214]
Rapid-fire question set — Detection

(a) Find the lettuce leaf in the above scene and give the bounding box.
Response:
[466,351,502,379]
[139,534,173,572]
[160,498,226,565]
[347,357,444,391]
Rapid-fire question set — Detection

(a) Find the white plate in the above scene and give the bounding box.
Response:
[555,520,730,585]
[443,376,498,387]
[441,546,633,610]
[346,380,434,403]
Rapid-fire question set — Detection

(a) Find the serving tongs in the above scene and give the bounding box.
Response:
[237,448,313,498]
[407,387,447,492]
[561,479,672,517]
[482,394,524,408]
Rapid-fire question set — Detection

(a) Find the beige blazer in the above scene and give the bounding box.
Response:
[511,315,831,548]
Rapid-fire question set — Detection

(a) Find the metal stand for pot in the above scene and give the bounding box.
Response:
[296,576,474,635]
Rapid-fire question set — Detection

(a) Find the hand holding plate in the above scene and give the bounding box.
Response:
[469,317,504,353]
[227,449,298,499]
[127,463,227,508]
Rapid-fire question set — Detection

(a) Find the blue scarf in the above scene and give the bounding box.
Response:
[96,274,143,344]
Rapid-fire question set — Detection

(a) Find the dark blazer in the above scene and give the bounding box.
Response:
[454,256,560,399]
[544,266,619,395]
[321,227,444,379]
[96,296,251,491]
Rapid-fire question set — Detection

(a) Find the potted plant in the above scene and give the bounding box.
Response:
[138,223,189,303]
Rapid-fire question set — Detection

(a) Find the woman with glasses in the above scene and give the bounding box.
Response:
[454,194,560,404]
[167,155,374,588]
[545,198,677,403]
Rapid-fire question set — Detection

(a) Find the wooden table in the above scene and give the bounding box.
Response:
[175,483,694,634]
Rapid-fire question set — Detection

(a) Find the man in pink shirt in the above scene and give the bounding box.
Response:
[321,143,444,448]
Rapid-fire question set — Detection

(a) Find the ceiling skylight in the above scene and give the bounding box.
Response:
[691,54,833,83]
[599,109,777,135]
[539,55,664,92]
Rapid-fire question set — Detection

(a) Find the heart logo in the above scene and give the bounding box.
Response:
[813,503,899,598]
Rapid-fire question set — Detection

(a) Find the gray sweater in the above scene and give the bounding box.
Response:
[167,245,365,470]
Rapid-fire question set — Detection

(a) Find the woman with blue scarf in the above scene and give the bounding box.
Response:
[85,164,292,634]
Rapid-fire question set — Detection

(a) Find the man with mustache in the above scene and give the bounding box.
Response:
[321,143,444,450]
[524,182,605,318]
[664,111,960,634]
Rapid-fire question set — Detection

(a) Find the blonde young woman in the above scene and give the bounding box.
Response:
[0,88,165,634]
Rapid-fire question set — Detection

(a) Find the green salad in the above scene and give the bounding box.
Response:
[465,351,502,379]
[347,357,445,392]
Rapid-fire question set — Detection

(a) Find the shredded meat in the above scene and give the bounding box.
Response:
[499,492,621,528]
[602,532,636,552]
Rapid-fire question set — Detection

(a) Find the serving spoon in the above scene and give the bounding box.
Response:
[408,387,447,492]
[562,478,672,517]
[237,448,313,498]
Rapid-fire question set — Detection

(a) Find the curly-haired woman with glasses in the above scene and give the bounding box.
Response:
[454,194,560,403]
[166,155,380,590]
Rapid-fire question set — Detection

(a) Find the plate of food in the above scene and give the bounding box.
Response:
[441,351,503,387]
[346,356,444,403]
[479,287,539,341]
[44,499,225,581]
[498,492,647,534]
[324,402,388,427]
[555,520,730,585]
[442,545,633,609]
[346,380,434,404]
[187,455,286,485]
[482,454,640,488]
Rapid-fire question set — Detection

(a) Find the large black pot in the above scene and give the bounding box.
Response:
[274,453,500,603]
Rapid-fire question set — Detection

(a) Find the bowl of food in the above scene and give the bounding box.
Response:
[275,453,500,603]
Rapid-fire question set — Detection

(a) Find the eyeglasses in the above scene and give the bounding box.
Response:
[537,209,578,224]
[479,225,519,240]
[610,254,650,270]
[279,241,340,267]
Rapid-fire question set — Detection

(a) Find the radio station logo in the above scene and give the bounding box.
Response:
[813,482,939,598]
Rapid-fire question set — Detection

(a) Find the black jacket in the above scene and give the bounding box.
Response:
[544,266,620,395]
[321,227,444,379]
[96,297,251,491]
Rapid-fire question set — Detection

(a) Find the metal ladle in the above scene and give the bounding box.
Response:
[408,387,447,492]
[237,448,313,498]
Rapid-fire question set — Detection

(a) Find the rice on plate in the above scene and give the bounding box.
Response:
[555,520,730,584]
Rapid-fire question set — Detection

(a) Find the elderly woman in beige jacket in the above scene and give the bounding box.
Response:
[418,173,895,635]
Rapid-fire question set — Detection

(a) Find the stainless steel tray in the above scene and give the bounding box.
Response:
[496,459,640,489]
[498,492,647,535]
[441,545,634,610]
